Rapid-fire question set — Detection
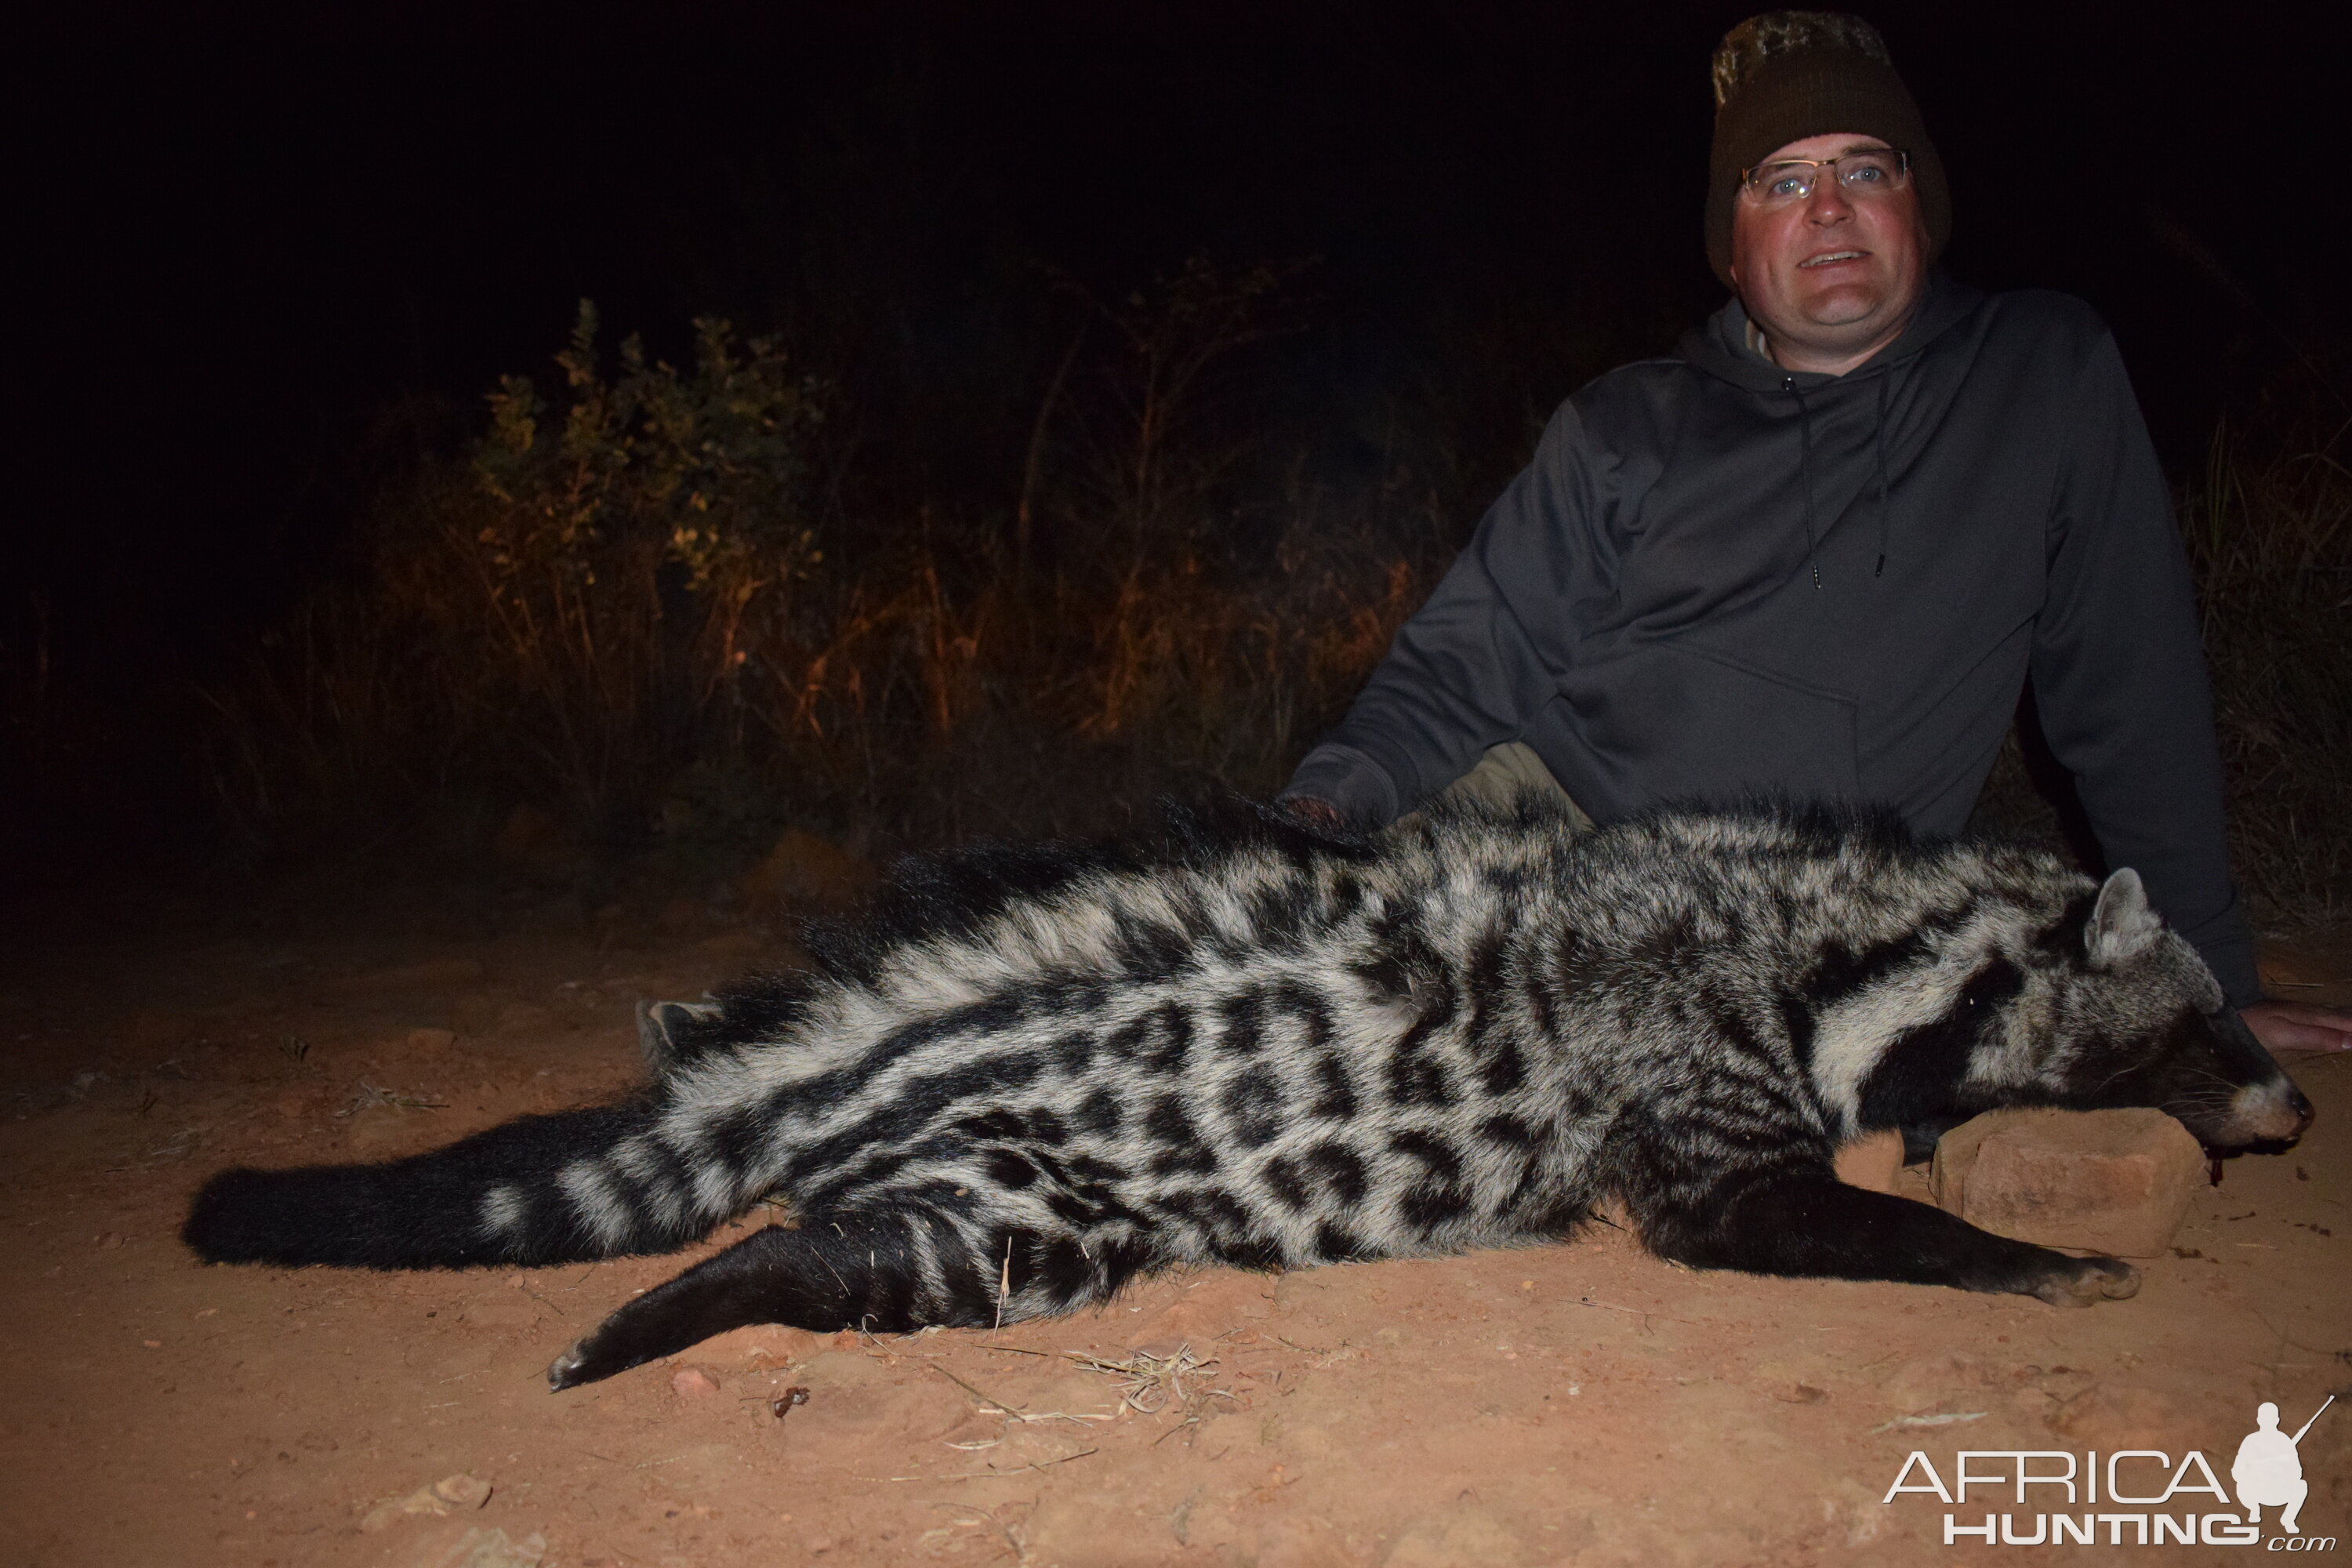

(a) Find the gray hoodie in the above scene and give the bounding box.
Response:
[1285,274,2256,1004]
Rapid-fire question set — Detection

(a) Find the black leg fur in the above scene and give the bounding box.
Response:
[548,1217,995,1389]
[1637,1170,2141,1306]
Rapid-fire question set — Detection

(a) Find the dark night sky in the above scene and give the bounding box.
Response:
[11,1,2349,689]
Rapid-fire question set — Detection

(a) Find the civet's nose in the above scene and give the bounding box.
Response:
[2238,1079,2315,1145]
[2283,1083,2316,1140]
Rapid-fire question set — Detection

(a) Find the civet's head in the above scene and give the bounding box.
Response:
[2002,869,2311,1149]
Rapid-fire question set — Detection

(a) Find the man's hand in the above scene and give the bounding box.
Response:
[2243,1001,2352,1054]
[1282,796,1345,829]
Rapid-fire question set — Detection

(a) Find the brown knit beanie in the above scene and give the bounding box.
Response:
[1705,12,1949,287]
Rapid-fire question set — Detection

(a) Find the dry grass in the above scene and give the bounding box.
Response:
[127,301,2352,931]
[2186,408,2352,924]
[187,282,1450,873]
[1062,1343,1230,1418]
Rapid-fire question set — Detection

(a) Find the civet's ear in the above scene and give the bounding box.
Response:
[2085,868,2163,969]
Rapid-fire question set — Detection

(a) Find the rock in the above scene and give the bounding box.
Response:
[360,1472,492,1532]
[670,1366,721,1398]
[739,828,877,913]
[430,1474,492,1508]
[1930,1108,2204,1258]
[1833,1129,1904,1194]
[406,1027,459,1056]
[405,1525,546,1568]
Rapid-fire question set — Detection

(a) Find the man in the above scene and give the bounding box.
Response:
[1283,12,2350,1054]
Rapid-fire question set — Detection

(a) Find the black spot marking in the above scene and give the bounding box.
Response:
[960,1108,1028,1142]
[1259,1155,1309,1212]
[1302,1142,1368,1206]
[1268,979,1337,1052]
[1477,1114,1538,1148]
[1216,989,1267,1055]
[1388,1050,1457,1109]
[1072,1088,1123,1138]
[1219,1063,1287,1149]
[1152,1186,1256,1245]
[2028,892,2100,967]
[1313,1221,1367,1261]
[982,1149,1040,1189]
[1048,1031,1100,1074]
[1402,1181,1472,1232]
[1245,880,1318,949]
[1391,1129,1463,1186]
[1310,1054,1358,1119]
[1480,1033,1526,1097]
[1145,1095,1218,1176]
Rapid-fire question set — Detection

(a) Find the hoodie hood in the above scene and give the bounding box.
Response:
[1679,270,1983,392]
[1671,270,1984,588]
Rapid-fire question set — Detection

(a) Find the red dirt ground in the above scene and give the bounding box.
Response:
[2,891,2345,1567]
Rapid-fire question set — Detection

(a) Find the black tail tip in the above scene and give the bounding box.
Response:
[183,1166,299,1263]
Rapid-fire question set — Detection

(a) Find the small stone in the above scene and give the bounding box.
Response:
[1931,1108,2204,1258]
[411,1526,544,1568]
[670,1366,721,1398]
[1833,1129,1905,1194]
[406,1028,459,1055]
[359,1472,491,1532]
[97,1232,125,1250]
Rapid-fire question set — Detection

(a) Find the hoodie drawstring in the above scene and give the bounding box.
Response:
[1872,372,1891,579]
[1788,371,1895,586]
[1788,378,1822,590]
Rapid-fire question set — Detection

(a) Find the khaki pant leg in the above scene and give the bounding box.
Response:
[1410,742,1595,831]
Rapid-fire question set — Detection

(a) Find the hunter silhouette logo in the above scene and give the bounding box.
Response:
[1878,1394,2339,1548]
[2236,1396,2332,1537]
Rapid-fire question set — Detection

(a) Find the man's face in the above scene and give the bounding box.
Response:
[1728,131,1927,374]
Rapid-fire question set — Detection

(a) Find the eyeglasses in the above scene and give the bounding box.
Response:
[1738,149,1911,205]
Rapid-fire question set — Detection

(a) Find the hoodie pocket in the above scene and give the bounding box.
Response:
[1586,640,1862,805]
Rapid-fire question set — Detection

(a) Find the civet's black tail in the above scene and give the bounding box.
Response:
[182,1099,723,1269]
